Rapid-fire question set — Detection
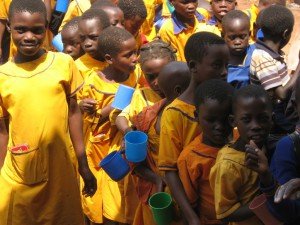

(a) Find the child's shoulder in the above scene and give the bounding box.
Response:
[214,145,246,167]
[159,17,174,33]
[163,98,196,119]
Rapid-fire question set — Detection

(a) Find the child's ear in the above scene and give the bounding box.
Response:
[228,114,236,128]
[283,29,291,40]
[104,54,113,64]
[188,60,197,74]
[174,85,182,96]
[6,21,11,33]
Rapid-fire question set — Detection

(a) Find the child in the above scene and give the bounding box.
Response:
[222,10,255,89]
[178,79,234,225]
[78,26,140,225]
[76,8,110,77]
[158,0,207,61]
[91,0,125,29]
[0,0,96,224]
[61,16,84,60]
[250,5,300,146]
[118,0,148,49]
[210,84,273,225]
[158,31,229,225]
[132,61,191,225]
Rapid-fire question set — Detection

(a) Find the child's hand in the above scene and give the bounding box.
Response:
[79,166,97,197]
[274,178,300,203]
[79,98,97,114]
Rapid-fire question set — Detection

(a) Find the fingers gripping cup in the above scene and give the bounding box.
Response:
[149,192,175,225]
[125,131,148,163]
[55,0,70,13]
[99,151,130,181]
[249,194,283,225]
[52,33,64,52]
[112,85,135,110]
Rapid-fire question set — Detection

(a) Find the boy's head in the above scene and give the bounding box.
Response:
[8,0,47,57]
[61,17,84,60]
[79,8,110,59]
[169,0,198,21]
[158,61,191,101]
[118,0,147,37]
[98,26,137,74]
[91,0,124,29]
[260,5,294,48]
[140,40,177,97]
[222,10,250,56]
[231,85,272,148]
[195,79,234,147]
[258,0,286,10]
[184,31,229,84]
[210,0,236,22]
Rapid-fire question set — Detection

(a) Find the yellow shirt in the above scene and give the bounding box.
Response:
[243,4,259,43]
[196,15,222,37]
[158,98,200,171]
[0,51,84,225]
[209,146,263,225]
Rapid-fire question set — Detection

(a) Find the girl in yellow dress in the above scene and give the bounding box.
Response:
[0,1,96,224]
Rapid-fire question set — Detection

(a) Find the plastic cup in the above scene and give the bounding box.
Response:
[55,0,70,13]
[125,131,148,163]
[111,85,135,110]
[249,194,283,225]
[149,192,175,225]
[99,151,130,181]
[52,33,64,52]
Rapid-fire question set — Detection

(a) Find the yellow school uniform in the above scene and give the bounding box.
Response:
[75,53,108,79]
[196,15,222,37]
[209,146,263,225]
[158,98,200,171]
[243,4,259,43]
[0,51,84,225]
[59,0,91,32]
[158,12,205,61]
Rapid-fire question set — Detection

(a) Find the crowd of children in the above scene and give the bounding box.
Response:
[0,0,300,225]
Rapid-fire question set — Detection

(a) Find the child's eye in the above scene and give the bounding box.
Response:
[241,117,250,123]
[212,62,222,70]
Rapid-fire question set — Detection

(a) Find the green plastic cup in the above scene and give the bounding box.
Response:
[149,192,175,225]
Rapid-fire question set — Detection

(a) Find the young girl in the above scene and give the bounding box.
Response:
[0,1,96,224]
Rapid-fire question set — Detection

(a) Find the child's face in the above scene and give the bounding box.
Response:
[223,19,250,56]
[198,99,232,147]
[62,27,84,60]
[124,15,145,37]
[109,37,138,74]
[211,0,236,21]
[233,97,272,148]
[79,18,103,58]
[170,0,198,20]
[102,6,125,29]
[9,12,46,57]
[191,44,229,83]
[142,57,171,98]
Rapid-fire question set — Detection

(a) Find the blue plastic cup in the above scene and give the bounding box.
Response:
[52,33,64,52]
[55,0,70,13]
[112,85,135,110]
[125,131,148,163]
[99,151,130,181]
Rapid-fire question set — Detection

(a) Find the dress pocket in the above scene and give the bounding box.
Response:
[8,147,48,185]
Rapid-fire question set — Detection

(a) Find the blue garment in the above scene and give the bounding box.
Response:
[207,15,218,25]
[171,11,205,34]
[227,44,256,89]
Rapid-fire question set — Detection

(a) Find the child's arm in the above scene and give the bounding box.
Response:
[68,96,97,197]
[275,178,300,202]
[79,98,97,114]
[0,117,8,169]
[0,19,6,63]
[115,116,133,134]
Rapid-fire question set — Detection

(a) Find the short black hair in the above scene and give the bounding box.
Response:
[232,84,272,113]
[222,10,250,32]
[118,0,147,20]
[184,31,226,63]
[80,8,111,30]
[260,5,294,41]
[195,79,234,111]
[98,26,134,56]
[62,16,81,32]
[9,0,47,21]
[139,39,177,65]
[91,0,116,9]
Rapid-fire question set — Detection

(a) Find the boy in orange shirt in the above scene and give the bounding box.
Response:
[178,79,234,225]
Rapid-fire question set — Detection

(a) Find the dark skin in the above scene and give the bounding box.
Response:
[210,0,236,22]
[170,0,198,27]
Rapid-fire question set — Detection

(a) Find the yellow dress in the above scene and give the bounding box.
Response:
[0,51,84,225]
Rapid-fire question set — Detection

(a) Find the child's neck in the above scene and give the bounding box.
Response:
[91,54,105,62]
[178,78,196,105]
[174,11,195,27]
[262,39,281,53]
[101,66,130,83]
[229,51,247,65]
[14,49,46,64]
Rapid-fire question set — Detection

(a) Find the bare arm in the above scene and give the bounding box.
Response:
[0,117,8,169]
[115,116,132,134]
[0,19,7,63]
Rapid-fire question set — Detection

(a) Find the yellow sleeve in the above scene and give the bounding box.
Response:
[209,161,243,219]
[197,7,209,20]
[58,1,79,32]
[0,0,11,20]
[0,96,8,118]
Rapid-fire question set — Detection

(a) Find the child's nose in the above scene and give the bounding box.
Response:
[24,32,35,41]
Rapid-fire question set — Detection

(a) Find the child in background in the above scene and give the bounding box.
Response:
[178,79,234,225]
[158,32,229,225]
[222,10,255,89]
[61,16,84,60]
[78,26,140,225]
[210,84,273,225]
[158,0,207,61]
[0,0,96,224]
[76,8,110,78]
[118,0,148,48]
[132,61,191,225]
